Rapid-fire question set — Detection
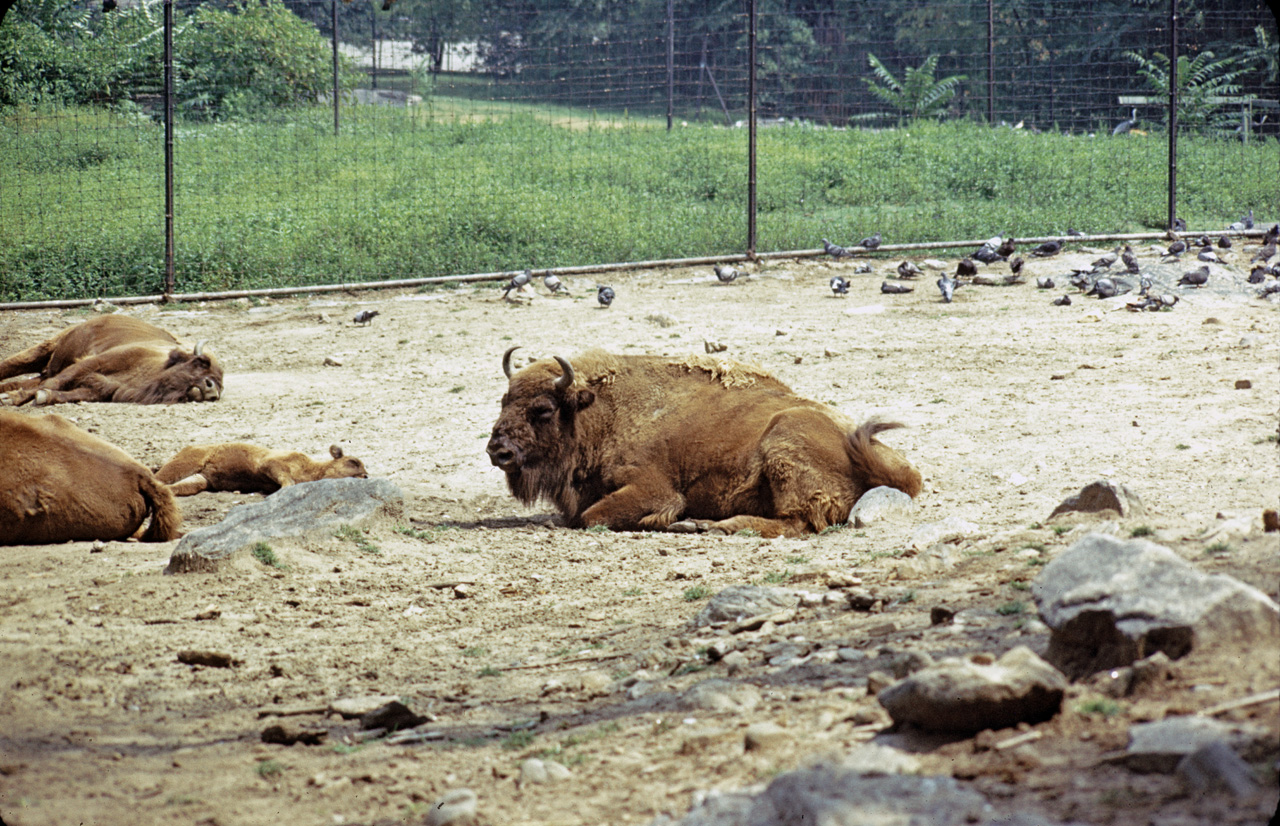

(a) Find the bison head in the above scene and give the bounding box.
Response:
[487,347,595,505]
[164,341,223,402]
[326,444,369,480]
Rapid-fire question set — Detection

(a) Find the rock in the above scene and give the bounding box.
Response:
[323,356,342,367]
[681,679,762,713]
[360,700,427,732]
[1124,716,1269,773]
[177,650,238,668]
[908,517,979,549]
[877,647,1067,733]
[691,585,799,628]
[930,606,956,625]
[721,651,748,674]
[1176,741,1261,798]
[426,788,477,826]
[166,478,404,573]
[848,486,915,528]
[1048,479,1148,520]
[261,722,327,746]
[743,722,791,752]
[1234,379,1252,389]
[646,312,679,328]
[865,670,894,694]
[679,727,738,755]
[1032,533,1280,678]
[329,694,401,718]
[544,759,572,781]
[1263,508,1279,533]
[887,649,934,679]
[1086,651,1174,698]
[519,758,549,785]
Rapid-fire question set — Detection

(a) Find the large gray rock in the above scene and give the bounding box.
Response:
[165,478,403,574]
[691,585,799,628]
[1124,716,1270,773]
[681,679,762,713]
[877,646,1067,733]
[1032,533,1280,678]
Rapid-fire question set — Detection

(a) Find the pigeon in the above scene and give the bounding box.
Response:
[1139,275,1153,295]
[1091,246,1121,271]
[1068,269,1093,290]
[1178,265,1209,287]
[1217,235,1232,249]
[1087,277,1130,299]
[1172,217,1187,232]
[973,245,1005,264]
[1066,228,1085,237]
[822,238,852,259]
[980,233,1004,250]
[1052,295,1072,306]
[1197,246,1221,264]
[997,238,1017,258]
[713,264,740,283]
[596,284,615,306]
[829,275,850,296]
[1248,265,1268,284]
[543,272,571,295]
[1031,240,1062,257]
[353,309,379,326]
[1035,276,1055,289]
[503,269,532,298]
[1228,208,1254,232]
[881,281,913,294]
[1121,246,1141,274]
[896,260,923,279]
[956,258,978,278]
[1191,235,1212,249]
[1250,242,1276,264]
[858,232,882,250]
[1264,223,1279,246]
[1164,239,1187,257]
[936,273,957,303]
[1009,256,1024,276]
[1159,293,1180,307]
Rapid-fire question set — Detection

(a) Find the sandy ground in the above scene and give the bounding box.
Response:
[0,244,1277,826]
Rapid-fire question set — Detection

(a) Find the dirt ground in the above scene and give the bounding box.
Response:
[1,245,1277,826]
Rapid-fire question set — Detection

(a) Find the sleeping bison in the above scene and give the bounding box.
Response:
[155,443,368,496]
[0,315,223,406]
[486,348,921,538]
[0,410,181,544]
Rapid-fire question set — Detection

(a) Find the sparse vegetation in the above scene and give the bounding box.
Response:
[1205,540,1232,554]
[621,587,643,597]
[1051,524,1071,536]
[682,585,712,601]
[761,570,792,585]
[334,524,380,554]
[254,759,285,778]
[461,646,489,658]
[1129,525,1154,537]
[1076,698,1123,717]
[500,730,536,750]
[996,601,1027,616]
[250,542,287,570]
[477,665,503,678]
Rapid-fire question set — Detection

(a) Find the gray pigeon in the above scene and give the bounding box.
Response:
[1197,246,1221,264]
[543,272,571,295]
[1164,238,1187,257]
[1035,276,1055,289]
[936,274,957,303]
[596,284,615,306]
[1139,275,1154,295]
[1009,256,1024,276]
[503,269,533,298]
[973,245,1005,264]
[353,309,380,326]
[1091,246,1121,271]
[823,238,852,259]
[1031,240,1062,257]
[858,232,882,250]
[1087,277,1130,299]
[1264,223,1279,245]
[881,281,913,294]
[1052,294,1072,306]
[1159,293,1180,307]
[713,264,740,283]
[1250,242,1276,264]
[1228,208,1254,231]
[1172,217,1187,232]
[1121,246,1141,274]
[1248,265,1267,284]
[829,275,850,296]
[1178,265,1209,287]
[1068,271,1093,291]
[1066,228,1085,237]
[897,260,923,279]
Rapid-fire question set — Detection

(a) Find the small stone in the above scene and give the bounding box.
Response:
[1125,716,1268,773]
[930,606,956,626]
[704,340,728,354]
[721,651,748,674]
[177,650,238,668]
[744,722,791,752]
[1048,479,1147,519]
[452,584,472,599]
[519,758,549,785]
[865,670,894,694]
[646,313,678,328]
[1176,741,1260,798]
[1234,379,1252,389]
[543,760,572,781]
[90,540,106,553]
[323,356,342,367]
[849,486,915,528]
[261,722,327,746]
[1264,509,1279,533]
[360,700,426,732]
[578,671,612,697]
[329,694,400,718]
[682,679,761,712]
[836,647,865,663]
[845,589,879,612]
[705,640,734,661]
[426,788,477,826]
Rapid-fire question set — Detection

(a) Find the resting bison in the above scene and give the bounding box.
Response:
[486,348,922,538]
[0,410,181,544]
[155,443,368,496]
[0,315,223,406]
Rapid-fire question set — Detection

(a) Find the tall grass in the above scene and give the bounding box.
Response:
[2,102,1274,302]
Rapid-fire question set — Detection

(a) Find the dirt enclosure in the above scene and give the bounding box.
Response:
[0,248,1277,826]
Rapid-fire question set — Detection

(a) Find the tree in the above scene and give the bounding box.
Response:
[1124,49,1250,135]
[863,53,966,123]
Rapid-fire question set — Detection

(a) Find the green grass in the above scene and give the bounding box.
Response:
[1076,698,1123,717]
[254,759,285,778]
[2,104,1274,301]
[250,542,287,570]
[395,523,457,542]
[996,601,1027,616]
[760,570,792,585]
[682,585,712,601]
[1129,525,1154,538]
[334,524,380,554]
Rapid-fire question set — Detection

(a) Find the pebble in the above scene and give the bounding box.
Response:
[743,721,791,752]
[426,788,477,826]
[323,356,342,367]
[519,758,550,785]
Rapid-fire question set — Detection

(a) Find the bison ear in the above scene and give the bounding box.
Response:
[164,348,185,367]
[330,444,343,459]
[574,388,595,411]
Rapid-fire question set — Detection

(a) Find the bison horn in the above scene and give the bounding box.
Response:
[553,356,574,391]
[193,340,206,357]
[502,346,521,379]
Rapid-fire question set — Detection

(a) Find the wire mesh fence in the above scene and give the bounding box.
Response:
[0,0,1275,302]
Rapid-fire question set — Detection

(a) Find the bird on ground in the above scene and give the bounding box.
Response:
[1091,246,1121,271]
[996,237,1017,258]
[1139,275,1154,295]
[1159,293,1180,307]
[1066,228,1085,237]
[829,275,850,296]
[1035,276,1055,289]
[936,273,957,303]
[1068,270,1093,291]
[881,281,913,294]
[1248,265,1268,284]
[1178,265,1209,287]
[596,285,615,307]
[1052,295,1072,306]
[956,258,978,278]
[1197,246,1222,264]
[858,232,882,250]
[503,269,532,298]
[1111,108,1138,136]
[897,260,923,279]
[1228,208,1254,232]
[543,273,571,295]
[1031,240,1062,257]
[353,309,379,326]
[981,233,1004,250]
[1250,242,1276,264]
[973,245,1005,264]
[1217,235,1232,249]
[1121,246,1141,274]
[1172,217,1187,232]
[1263,223,1279,245]
[1164,239,1187,257]
[1009,256,1024,276]
[1087,277,1130,299]
[823,238,853,259]
[1163,228,1181,242]
[1191,235,1212,249]
[713,264,740,283]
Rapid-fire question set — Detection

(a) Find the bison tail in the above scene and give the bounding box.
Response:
[845,418,922,498]
[138,473,183,542]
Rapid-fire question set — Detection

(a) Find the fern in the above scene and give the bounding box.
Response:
[1124,50,1250,136]
[863,53,966,124]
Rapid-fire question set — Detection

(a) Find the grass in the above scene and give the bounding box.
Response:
[1129,525,1154,538]
[621,587,643,597]
[254,759,285,778]
[250,542,287,570]
[761,570,792,585]
[1205,540,1232,554]
[996,601,1027,616]
[2,104,1273,301]
[334,524,380,554]
[477,665,503,678]
[501,730,536,751]
[1076,698,1123,717]
[682,585,712,601]
[395,523,458,542]
[461,646,488,658]
[1051,525,1071,536]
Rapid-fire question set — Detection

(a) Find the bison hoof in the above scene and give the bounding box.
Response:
[33,389,51,406]
[669,519,726,535]
[0,393,12,406]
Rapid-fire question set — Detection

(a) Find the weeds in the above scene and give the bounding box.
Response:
[501,730,536,751]
[334,524,380,554]
[682,585,712,601]
[1205,540,1232,554]
[477,665,503,678]
[250,542,287,570]
[1129,525,1154,538]
[254,759,285,778]
[621,587,643,597]
[1076,698,1122,717]
[996,601,1026,616]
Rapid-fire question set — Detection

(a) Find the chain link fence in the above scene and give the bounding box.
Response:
[1,0,1275,303]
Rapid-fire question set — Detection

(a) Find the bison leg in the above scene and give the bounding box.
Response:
[579,470,686,531]
[0,338,56,381]
[752,408,864,534]
[166,473,210,497]
[669,515,807,539]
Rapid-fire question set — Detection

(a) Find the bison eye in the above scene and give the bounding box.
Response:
[529,404,555,423]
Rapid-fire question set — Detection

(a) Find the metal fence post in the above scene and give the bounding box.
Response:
[163,0,175,297]
[746,0,757,258]
[332,0,340,136]
[666,0,674,131]
[987,0,995,124]
[1167,0,1178,229]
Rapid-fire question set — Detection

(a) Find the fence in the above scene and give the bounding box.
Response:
[0,0,1275,304]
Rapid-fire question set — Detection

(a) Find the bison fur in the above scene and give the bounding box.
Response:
[155,443,368,496]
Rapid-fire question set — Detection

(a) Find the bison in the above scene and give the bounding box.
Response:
[0,410,182,544]
[154,443,369,496]
[486,348,921,538]
[0,315,223,406]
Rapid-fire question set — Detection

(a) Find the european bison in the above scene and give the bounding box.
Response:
[0,410,181,544]
[486,348,921,538]
[0,315,223,406]
[154,443,368,496]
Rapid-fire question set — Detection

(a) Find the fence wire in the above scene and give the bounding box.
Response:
[0,0,1275,302]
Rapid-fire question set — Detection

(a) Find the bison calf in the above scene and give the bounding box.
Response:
[0,410,181,544]
[154,443,368,496]
[487,348,921,538]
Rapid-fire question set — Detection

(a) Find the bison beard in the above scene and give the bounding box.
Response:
[487,349,922,538]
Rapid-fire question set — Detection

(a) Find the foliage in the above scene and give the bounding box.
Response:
[863,53,966,123]
[1124,50,1250,136]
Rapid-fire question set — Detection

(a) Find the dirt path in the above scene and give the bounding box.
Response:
[1,247,1277,826]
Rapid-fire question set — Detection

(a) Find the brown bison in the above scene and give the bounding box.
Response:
[0,315,223,406]
[154,443,368,496]
[0,410,182,544]
[486,348,922,538]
